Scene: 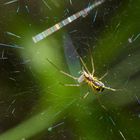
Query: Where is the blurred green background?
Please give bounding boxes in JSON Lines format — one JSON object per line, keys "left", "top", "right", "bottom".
{"left": 0, "top": 0, "right": 140, "bottom": 140}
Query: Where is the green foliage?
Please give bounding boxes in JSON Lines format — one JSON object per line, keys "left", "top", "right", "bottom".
{"left": 0, "top": 0, "right": 140, "bottom": 140}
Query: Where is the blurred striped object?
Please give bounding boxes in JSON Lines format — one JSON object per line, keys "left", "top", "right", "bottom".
{"left": 32, "top": 0, "right": 105, "bottom": 43}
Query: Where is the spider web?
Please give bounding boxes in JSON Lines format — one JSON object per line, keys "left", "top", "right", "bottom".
{"left": 0, "top": 0, "right": 140, "bottom": 140}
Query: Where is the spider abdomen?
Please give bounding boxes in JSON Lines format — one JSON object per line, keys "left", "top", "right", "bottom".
{"left": 84, "top": 74, "right": 105, "bottom": 92}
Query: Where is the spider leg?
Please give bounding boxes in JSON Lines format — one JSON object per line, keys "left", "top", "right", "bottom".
{"left": 60, "top": 71, "right": 78, "bottom": 80}
{"left": 99, "top": 71, "right": 108, "bottom": 80}
{"left": 91, "top": 55, "right": 95, "bottom": 75}
{"left": 88, "top": 47, "right": 95, "bottom": 75}
{"left": 79, "top": 56, "right": 90, "bottom": 74}
{"left": 104, "top": 86, "right": 116, "bottom": 91}
{"left": 83, "top": 91, "right": 90, "bottom": 99}
{"left": 64, "top": 84, "right": 80, "bottom": 87}
{"left": 46, "top": 58, "right": 78, "bottom": 80}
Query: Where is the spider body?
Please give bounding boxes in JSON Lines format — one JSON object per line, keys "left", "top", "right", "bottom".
{"left": 46, "top": 54, "right": 116, "bottom": 111}
{"left": 46, "top": 56, "right": 116, "bottom": 93}
{"left": 78, "top": 71, "right": 105, "bottom": 92}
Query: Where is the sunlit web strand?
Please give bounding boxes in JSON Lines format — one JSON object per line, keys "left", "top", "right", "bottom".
{"left": 32, "top": 0, "right": 105, "bottom": 43}
{"left": 0, "top": 43, "right": 24, "bottom": 49}
{"left": 4, "top": 0, "right": 18, "bottom": 5}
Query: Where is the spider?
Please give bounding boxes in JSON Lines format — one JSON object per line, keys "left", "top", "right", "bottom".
{"left": 46, "top": 55, "right": 116, "bottom": 93}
